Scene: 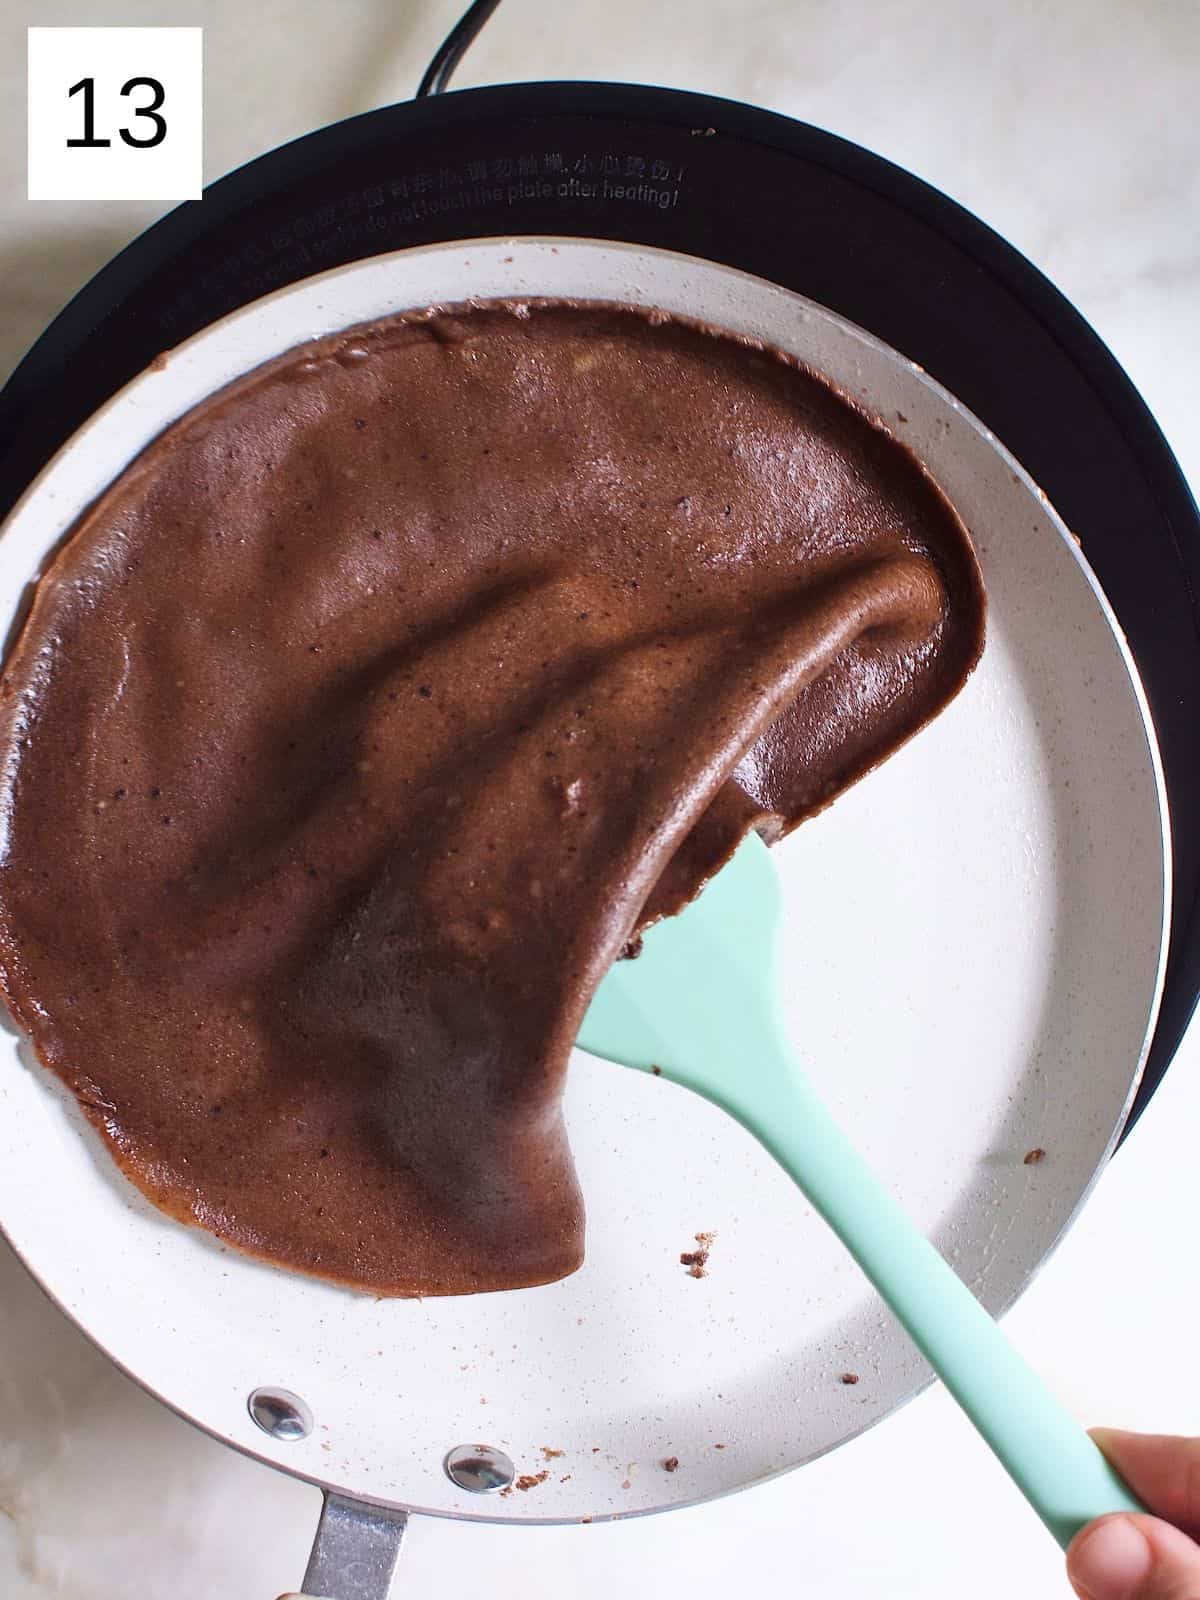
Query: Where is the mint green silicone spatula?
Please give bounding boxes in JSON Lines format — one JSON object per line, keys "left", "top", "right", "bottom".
{"left": 578, "top": 831, "right": 1142, "bottom": 1548}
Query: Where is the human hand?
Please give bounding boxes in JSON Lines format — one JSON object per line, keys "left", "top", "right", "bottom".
{"left": 1067, "top": 1430, "right": 1200, "bottom": 1598}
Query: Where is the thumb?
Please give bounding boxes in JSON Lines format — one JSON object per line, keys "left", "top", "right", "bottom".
{"left": 1068, "top": 1513, "right": 1200, "bottom": 1600}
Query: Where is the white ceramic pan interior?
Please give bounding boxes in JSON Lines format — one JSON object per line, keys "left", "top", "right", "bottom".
{"left": 0, "top": 240, "right": 1170, "bottom": 1528}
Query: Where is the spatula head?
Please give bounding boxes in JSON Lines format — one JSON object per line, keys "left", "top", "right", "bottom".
{"left": 576, "top": 831, "right": 784, "bottom": 1082}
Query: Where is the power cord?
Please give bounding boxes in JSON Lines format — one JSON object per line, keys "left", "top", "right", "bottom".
{"left": 415, "top": 0, "right": 506, "bottom": 97}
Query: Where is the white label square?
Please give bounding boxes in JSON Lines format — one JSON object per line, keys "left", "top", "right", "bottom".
{"left": 28, "top": 27, "right": 203, "bottom": 201}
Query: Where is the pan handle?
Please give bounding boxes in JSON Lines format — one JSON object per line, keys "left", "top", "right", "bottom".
{"left": 280, "top": 1490, "right": 409, "bottom": 1600}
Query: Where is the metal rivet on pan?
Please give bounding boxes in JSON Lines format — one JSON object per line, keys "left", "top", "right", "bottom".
{"left": 444, "top": 1443, "right": 515, "bottom": 1492}
{"left": 248, "top": 1386, "right": 313, "bottom": 1441}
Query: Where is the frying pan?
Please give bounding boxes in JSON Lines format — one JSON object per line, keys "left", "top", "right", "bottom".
{"left": 0, "top": 239, "right": 1169, "bottom": 1597}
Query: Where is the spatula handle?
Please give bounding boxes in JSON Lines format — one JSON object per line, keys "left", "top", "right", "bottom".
{"left": 739, "top": 1036, "right": 1143, "bottom": 1548}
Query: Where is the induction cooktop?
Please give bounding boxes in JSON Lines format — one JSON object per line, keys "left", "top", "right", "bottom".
{"left": 2, "top": 10, "right": 1196, "bottom": 1134}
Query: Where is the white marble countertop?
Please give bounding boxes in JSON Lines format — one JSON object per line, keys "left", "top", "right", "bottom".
{"left": 0, "top": 2, "right": 1196, "bottom": 1596}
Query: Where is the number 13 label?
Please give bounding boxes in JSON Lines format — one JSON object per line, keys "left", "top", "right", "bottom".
{"left": 68, "top": 75, "right": 168, "bottom": 150}
{"left": 28, "top": 28, "right": 202, "bottom": 201}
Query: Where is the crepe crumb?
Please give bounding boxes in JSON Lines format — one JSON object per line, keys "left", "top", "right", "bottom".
{"left": 1024, "top": 1147, "right": 1046, "bottom": 1165}
{"left": 839, "top": 1372, "right": 860, "bottom": 1386}
{"left": 663, "top": 1456, "right": 680, "bottom": 1472}
{"left": 541, "top": 1446, "right": 565, "bottom": 1460}
{"left": 681, "top": 1230, "right": 717, "bottom": 1278}
{"left": 621, "top": 1478, "right": 632, "bottom": 1490}
{"left": 516, "top": 1471, "right": 550, "bottom": 1491}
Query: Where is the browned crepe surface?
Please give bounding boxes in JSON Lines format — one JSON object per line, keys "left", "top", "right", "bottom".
{"left": 0, "top": 301, "right": 984, "bottom": 1295}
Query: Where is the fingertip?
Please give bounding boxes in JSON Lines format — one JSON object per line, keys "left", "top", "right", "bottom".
{"left": 1088, "top": 1426, "right": 1152, "bottom": 1469}
{"left": 1069, "top": 1511, "right": 1200, "bottom": 1600}
{"left": 1089, "top": 1426, "right": 1137, "bottom": 1455}
{"left": 1067, "top": 1514, "right": 1152, "bottom": 1600}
